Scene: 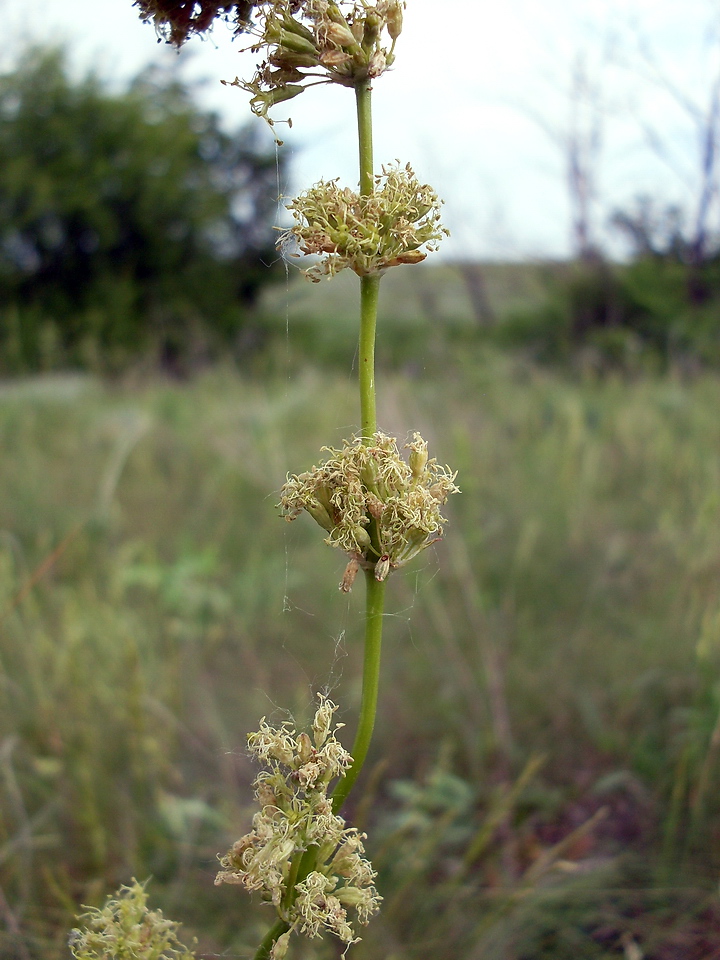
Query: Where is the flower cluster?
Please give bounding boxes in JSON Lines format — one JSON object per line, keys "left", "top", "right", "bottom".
{"left": 134, "top": 0, "right": 256, "bottom": 45}
{"left": 280, "top": 162, "right": 448, "bottom": 280}
{"left": 215, "top": 698, "right": 380, "bottom": 952}
{"left": 69, "top": 879, "right": 196, "bottom": 960}
{"left": 280, "top": 432, "right": 459, "bottom": 588}
{"left": 223, "top": 0, "right": 405, "bottom": 128}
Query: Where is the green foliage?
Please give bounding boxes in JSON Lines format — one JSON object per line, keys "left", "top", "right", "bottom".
{"left": 499, "top": 193, "right": 720, "bottom": 369}
{"left": 497, "top": 244, "right": 720, "bottom": 370}
{"left": 3, "top": 361, "right": 720, "bottom": 957}
{"left": 254, "top": 256, "right": 720, "bottom": 375}
{"left": 0, "top": 49, "right": 283, "bottom": 374}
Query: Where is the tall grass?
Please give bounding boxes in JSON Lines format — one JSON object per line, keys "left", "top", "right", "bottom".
{"left": 2, "top": 356, "right": 720, "bottom": 958}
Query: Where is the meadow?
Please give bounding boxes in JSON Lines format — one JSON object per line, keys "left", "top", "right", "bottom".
{"left": 2, "top": 308, "right": 720, "bottom": 958}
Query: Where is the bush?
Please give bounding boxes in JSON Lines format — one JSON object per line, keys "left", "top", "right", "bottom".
{"left": 499, "top": 257, "right": 720, "bottom": 370}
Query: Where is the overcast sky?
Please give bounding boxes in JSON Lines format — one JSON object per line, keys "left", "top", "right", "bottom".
{"left": 5, "top": 0, "right": 720, "bottom": 259}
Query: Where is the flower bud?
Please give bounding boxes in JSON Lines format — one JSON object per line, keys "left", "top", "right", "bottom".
{"left": 306, "top": 501, "right": 335, "bottom": 532}
{"left": 252, "top": 84, "right": 306, "bottom": 115}
{"left": 279, "top": 29, "right": 319, "bottom": 56}
{"left": 335, "top": 885, "right": 371, "bottom": 908}
{"left": 265, "top": 19, "right": 283, "bottom": 43}
{"left": 269, "top": 50, "right": 319, "bottom": 69}
{"left": 374, "top": 555, "right": 391, "bottom": 582}
{"left": 408, "top": 436, "right": 428, "bottom": 478}
{"left": 361, "top": 457, "right": 380, "bottom": 490}
{"left": 267, "top": 739, "right": 295, "bottom": 766}
{"left": 259, "top": 836, "right": 295, "bottom": 866}
{"left": 270, "top": 932, "right": 291, "bottom": 960}
{"left": 279, "top": 13, "right": 315, "bottom": 42}
{"left": 231, "top": 834, "right": 254, "bottom": 859}
{"left": 325, "top": 21, "right": 359, "bottom": 47}
{"left": 297, "top": 759, "right": 324, "bottom": 788}
{"left": 268, "top": 66, "right": 305, "bottom": 84}
{"left": 354, "top": 525, "right": 372, "bottom": 551}
{"left": 366, "top": 494, "right": 384, "bottom": 519}
{"left": 339, "top": 558, "right": 360, "bottom": 593}
{"left": 320, "top": 49, "right": 352, "bottom": 66}
{"left": 389, "top": 250, "right": 427, "bottom": 266}
{"left": 296, "top": 732, "right": 314, "bottom": 764}
{"left": 256, "top": 782, "right": 277, "bottom": 809}
{"left": 367, "top": 50, "right": 387, "bottom": 78}
{"left": 386, "top": 1, "right": 403, "bottom": 40}
{"left": 312, "top": 697, "right": 335, "bottom": 747}
{"left": 363, "top": 10, "right": 381, "bottom": 45}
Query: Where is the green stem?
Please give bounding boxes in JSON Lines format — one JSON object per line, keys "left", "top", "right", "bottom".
{"left": 282, "top": 853, "right": 302, "bottom": 912}
{"left": 356, "top": 79, "right": 374, "bottom": 196}
{"left": 251, "top": 917, "right": 289, "bottom": 960}
{"left": 332, "top": 571, "right": 385, "bottom": 813}
{"left": 359, "top": 274, "right": 380, "bottom": 439}
{"left": 251, "top": 74, "right": 385, "bottom": 960}
{"left": 356, "top": 79, "right": 379, "bottom": 441}
{"left": 330, "top": 81, "right": 387, "bottom": 814}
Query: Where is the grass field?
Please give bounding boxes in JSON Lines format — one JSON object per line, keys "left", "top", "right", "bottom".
{"left": 2, "top": 345, "right": 720, "bottom": 959}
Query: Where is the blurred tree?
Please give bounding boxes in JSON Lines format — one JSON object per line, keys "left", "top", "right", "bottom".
{"left": 619, "top": 35, "right": 720, "bottom": 305}
{"left": 522, "top": 51, "right": 606, "bottom": 263}
{"left": 0, "top": 48, "right": 283, "bottom": 373}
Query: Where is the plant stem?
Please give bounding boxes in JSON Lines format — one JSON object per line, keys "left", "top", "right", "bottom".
{"left": 252, "top": 75, "right": 385, "bottom": 960}
{"left": 331, "top": 83, "right": 387, "bottom": 814}
{"left": 359, "top": 275, "right": 380, "bottom": 439}
{"left": 356, "top": 79, "right": 374, "bottom": 196}
{"left": 332, "top": 570, "right": 385, "bottom": 813}
{"left": 282, "top": 854, "right": 302, "bottom": 911}
{"left": 356, "top": 79, "right": 379, "bottom": 440}
{"left": 332, "top": 78, "right": 386, "bottom": 813}
{"left": 285, "top": 576, "right": 385, "bottom": 902}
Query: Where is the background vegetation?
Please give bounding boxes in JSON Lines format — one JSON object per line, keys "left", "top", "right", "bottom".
{"left": 2, "top": 49, "right": 720, "bottom": 379}
{"left": 0, "top": 49, "right": 282, "bottom": 375}
{"left": 2, "top": 350, "right": 720, "bottom": 959}
{"left": 2, "top": 31, "right": 720, "bottom": 960}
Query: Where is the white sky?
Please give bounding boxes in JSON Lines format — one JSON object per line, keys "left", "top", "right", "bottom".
{"left": 5, "top": 0, "right": 720, "bottom": 259}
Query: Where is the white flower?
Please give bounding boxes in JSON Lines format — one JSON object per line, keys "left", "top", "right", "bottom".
{"left": 69, "top": 880, "right": 195, "bottom": 960}
{"left": 216, "top": 697, "right": 381, "bottom": 949}
{"left": 280, "top": 432, "right": 459, "bottom": 587}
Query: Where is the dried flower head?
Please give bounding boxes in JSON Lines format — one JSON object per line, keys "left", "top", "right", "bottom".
{"left": 134, "top": 0, "right": 257, "bottom": 45}
{"left": 69, "top": 879, "right": 196, "bottom": 960}
{"left": 215, "top": 697, "right": 380, "bottom": 948}
{"left": 280, "top": 162, "right": 448, "bottom": 279}
{"left": 222, "top": 1, "right": 406, "bottom": 129}
{"left": 280, "top": 432, "right": 459, "bottom": 586}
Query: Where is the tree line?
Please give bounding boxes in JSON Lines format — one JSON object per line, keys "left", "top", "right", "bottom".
{"left": 0, "top": 49, "right": 285, "bottom": 374}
